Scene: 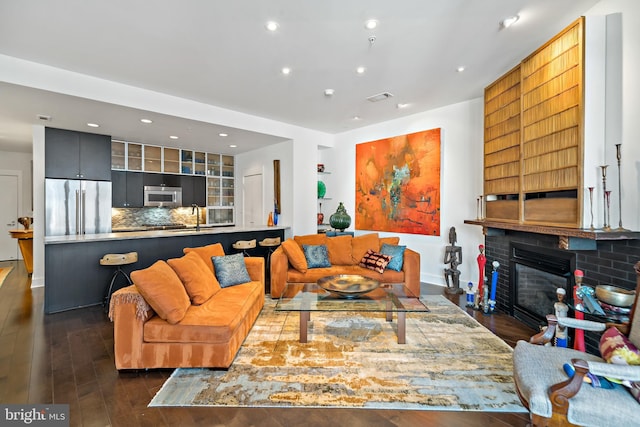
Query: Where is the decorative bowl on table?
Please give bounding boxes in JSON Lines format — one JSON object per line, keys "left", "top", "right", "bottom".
{"left": 317, "top": 275, "right": 380, "bottom": 299}
{"left": 595, "top": 284, "right": 636, "bottom": 308}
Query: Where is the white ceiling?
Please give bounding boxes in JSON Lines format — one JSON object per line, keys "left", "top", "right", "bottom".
{"left": 0, "top": 0, "right": 600, "bottom": 154}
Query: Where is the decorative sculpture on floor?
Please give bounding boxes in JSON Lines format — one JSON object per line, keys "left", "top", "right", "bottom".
{"left": 554, "top": 288, "right": 569, "bottom": 347}
{"left": 443, "top": 227, "right": 463, "bottom": 294}
{"left": 476, "top": 244, "right": 487, "bottom": 309}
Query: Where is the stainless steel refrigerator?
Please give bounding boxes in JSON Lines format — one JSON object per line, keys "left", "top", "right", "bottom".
{"left": 45, "top": 179, "right": 112, "bottom": 236}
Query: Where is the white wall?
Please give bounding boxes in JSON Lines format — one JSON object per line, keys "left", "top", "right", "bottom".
{"left": 0, "top": 150, "right": 32, "bottom": 217}
{"left": 235, "top": 139, "right": 294, "bottom": 238}
{"left": 329, "top": 98, "right": 485, "bottom": 286}
{"left": 585, "top": 0, "right": 640, "bottom": 231}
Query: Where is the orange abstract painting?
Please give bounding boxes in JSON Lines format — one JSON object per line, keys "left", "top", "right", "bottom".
{"left": 355, "top": 128, "right": 441, "bottom": 235}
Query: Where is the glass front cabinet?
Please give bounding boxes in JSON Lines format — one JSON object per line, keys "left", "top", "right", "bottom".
{"left": 111, "top": 141, "right": 235, "bottom": 225}
{"left": 206, "top": 154, "right": 235, "bottom": 225}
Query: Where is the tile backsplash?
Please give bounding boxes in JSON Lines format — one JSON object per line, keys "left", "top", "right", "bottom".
{"left": 112, "top": 207, "right": 205, "bottom": 228}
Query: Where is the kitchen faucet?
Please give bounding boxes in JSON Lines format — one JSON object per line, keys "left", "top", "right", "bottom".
{"left": 191, "top": 204, "right": 201, "bottom": 231}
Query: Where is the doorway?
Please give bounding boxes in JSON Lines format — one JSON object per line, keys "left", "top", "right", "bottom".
{"left": 0, "top": 173, "right": 19, "bottom": 260}
{"left": 243, "top": 173, "right": 263, "bottom": 227}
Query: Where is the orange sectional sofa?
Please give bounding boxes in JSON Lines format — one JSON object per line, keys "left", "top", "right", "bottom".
{"left": 270, "top": 232, "right": 420, "bottom": 298}
{"left": 109, "top": 243, "right": 264, "bottom": 370}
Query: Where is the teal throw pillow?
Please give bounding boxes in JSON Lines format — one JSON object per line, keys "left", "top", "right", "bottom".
{"left": 211, "top": 253, "right": 251, "bottom": 287}
{"left": 381, "top": 243, "right": 406, "bottom": 271}
{"left": 302, "top": 244, "right": 331, "bottom": 268}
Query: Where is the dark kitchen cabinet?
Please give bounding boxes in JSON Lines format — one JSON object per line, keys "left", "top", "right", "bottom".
{"left": 181, "top": 175, "right": 206, "bottom": 207}
{"left": 45, "top": 127, "right": 111, "bottom": 181}
{"left": 142, "top": 172, "right": 181, "bottom": 188}
{"left": 112, "top": 171, "right": 143, "bottom": 208}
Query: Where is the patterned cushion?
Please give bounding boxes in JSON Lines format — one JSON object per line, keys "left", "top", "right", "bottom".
{"left": 302, "top": 244, "right": 332, "bottom": 268}
{"left": 359, "top": 249, "right": 392, "bottom": 274}
{"left": 281, "top": 238, "right": 308, "bottom": 273}
{"left": 600, "top": 326, "right": 640, "bottom": 403}
{"left": 211, "top": 253, "right": 252, "bottom": 288}
{"left": 600, "top": 327, "right": 640, "bottom": 365}
{"left": 380, "top": 243, "right": 406, "bottom": 271}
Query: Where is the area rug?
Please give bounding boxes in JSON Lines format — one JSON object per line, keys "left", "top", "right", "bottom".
{"left": 149, "top": 295, "right": 525, "bottom": 412}
{"left": 0, "top": 266, "right": 13, "bottom": 289}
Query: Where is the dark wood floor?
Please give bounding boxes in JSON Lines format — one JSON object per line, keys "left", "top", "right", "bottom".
{"left": 0, "top": 260, "right": 536, "bottom": 426}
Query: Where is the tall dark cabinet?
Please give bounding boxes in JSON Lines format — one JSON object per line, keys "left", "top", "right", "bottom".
{"left": 45, "top": 127, "right": 112, "bottom": 181}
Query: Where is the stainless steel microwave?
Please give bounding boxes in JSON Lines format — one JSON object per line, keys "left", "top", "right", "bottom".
{"left": 143, "top": 186, "right": 182, "bottom": 207}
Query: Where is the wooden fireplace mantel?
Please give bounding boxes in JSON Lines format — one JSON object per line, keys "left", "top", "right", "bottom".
{"left": 464, "top": 219, "right": 640, "bottom": 250}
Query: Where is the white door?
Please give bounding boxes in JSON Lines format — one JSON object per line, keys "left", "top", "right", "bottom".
{"left": 243, "top": 173, "right": 263, "bottom": 227}
{"left": 0, "top": 174, "right": 19, "bottom": 260}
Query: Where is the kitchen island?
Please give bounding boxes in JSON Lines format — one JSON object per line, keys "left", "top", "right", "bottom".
{"left": 44, "top": 226, "right": 287, "bottom": 313}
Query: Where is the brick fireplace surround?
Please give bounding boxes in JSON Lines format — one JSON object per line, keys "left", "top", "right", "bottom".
{"left": 482, "top": 228, "right": 640, "bottom": 354}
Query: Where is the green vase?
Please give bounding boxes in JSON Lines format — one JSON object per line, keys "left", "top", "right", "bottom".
{"left": 330, "top": 202, "right": 351, "bottom": 231}
{"left": 317, "top": 180, "right": 326, "bottom": 199}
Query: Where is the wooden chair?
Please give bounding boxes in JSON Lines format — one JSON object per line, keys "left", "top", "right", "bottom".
{"left": 513, "top": 261, "right": 640, "bottom": 427}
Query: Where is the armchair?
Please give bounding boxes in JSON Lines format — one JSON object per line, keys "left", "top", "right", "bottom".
{"left": 513, "top": 261, "right": 640, "bottom": 427}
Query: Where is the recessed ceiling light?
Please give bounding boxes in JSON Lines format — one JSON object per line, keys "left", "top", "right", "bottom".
{"left": 501, "top": 15, "right": 519, "bottom": 29}
{"left": 281, "top": 67, "right": 291, "bottom": 75}
{"left": 457, "top": 66, "right": 465, "bottom": 72}
{"left": 396, "top": 103, "right": 410, "bottom": 109}
{"left": 87, "top": 123, "right": 100, "bottom": 128}
{"left": 324, "top": 89, "right": 335, "bottom": 97}
{"left": 366, "top": 92, "right": 394, "bottom": 102}
{"left": 140, "top": 118, "right": 153, "bottom": 124}
{"left": 219, "top": 133, "right": 228, "bottom": 137}
{"left": 229, "top": 144, "right": 237, "bottom": 148}
{"left": 352, "top": 116, "right": 361, "bottom": 121}
{"left": 356, "top": 66, "right": 366, "bottom": 74}
{"left": 169, "top": 135, "right": 179, "bottom": 140}
{"left": 365, "top": 19, "right": 378, "bottom": 30}
{"left": 265, "top": 21, "right": 279, "bottom": 31}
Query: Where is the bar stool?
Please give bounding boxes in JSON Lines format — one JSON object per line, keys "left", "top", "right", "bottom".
{"left": 232, "top": 239, "right": 256, "bottom": 257}
{"left": 259, "top": 237, "right": 281, "bottom": 292}
{"left": 101, "top": 252, "right": 138, "bottom": 309}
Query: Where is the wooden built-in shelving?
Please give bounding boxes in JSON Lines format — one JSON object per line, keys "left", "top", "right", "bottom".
{"left": 483, "top": 17, "right": 585, "bottom": 228}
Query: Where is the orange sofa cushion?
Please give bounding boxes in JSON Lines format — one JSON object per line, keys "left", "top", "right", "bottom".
{"left": 351, "top": 233, "right": 380, "bottom": 263}
{"left": 131, "top": 260, "right": 191, "bottom": 324}
{"left": 380, "top": 236, "right": 400, "bottom": 246}
{"left": 281, "top": 238, "right": 308, "bottom": 273}
{"left": 183, "top": 243, "right": 225, "bottom": 273}
{"left": 326, "top": 235, "right": 354, "bottom": 265}
{"left": 143, "top": 281, "right": 262, "bottom": 344}
{"left": 294, "top": 234, "right": 327, "bottom": 247}
{"left": 167, "top": 251, "right": 221, "bottom": 305}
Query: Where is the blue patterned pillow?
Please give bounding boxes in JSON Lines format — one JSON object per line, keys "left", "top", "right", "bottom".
{"left": 302, "top": 244, "right": 331, "bottom": 268}
{"left": 381, "top": 243, "right": 406, "bottom": 271}
{"left": 211, "top": 253, "right": 251, "bottom": 287}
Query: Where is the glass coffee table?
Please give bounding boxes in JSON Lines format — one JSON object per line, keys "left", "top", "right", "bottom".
{"left": 275, "top": 282, "right": 429, "bottom": 344}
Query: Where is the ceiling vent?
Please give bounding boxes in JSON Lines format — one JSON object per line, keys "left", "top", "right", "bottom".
{"left": 367, "top": 92, "right": 394, "bottom": 102}
{"left": 37, "top": 114, "right": 52, "bottom": 121}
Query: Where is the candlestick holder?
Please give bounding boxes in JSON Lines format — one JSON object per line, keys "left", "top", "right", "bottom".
{"left": 600, "top": 165, "right": 609, "bottom": 230}
{"left": 587, "top": 187, "right": 595, "bottom": 230}
{"left": 476, "top": 197, "right": 481, "bottom": 221}
{"left": 479, "top": 195, "right": 484, "bottom": 220}
{"left": 604, "top": 191, "right": 612, "bottom": 232}
{"left": 614, "top": 144, "right": 629, "bottom": 231}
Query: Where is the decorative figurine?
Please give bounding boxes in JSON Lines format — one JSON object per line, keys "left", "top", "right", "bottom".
{"left": 477, "top": 244, "right": 487, "bottom": 307}
{"left": 443, "top": 227, "right": 463, "bottom": 294}
{"left": 554, "top": 288, "right": 569, "bottom": 347}
{"left": 488, "top": 261, "right": 499, "bottom": 314}
{"left": 573, "top": 270, "right": 585, "bottom": 352}
{"left": 466, "top": 282, "right": 475, "bottom": 307}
